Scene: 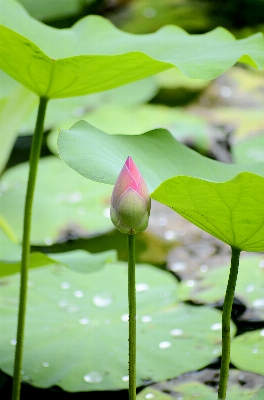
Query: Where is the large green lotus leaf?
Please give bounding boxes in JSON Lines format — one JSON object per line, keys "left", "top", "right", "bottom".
{"left": 0, "top": 249, "right": 116, "bottom": 277}
{"left": 152, "top": 172, "right": 264, "bottom": 252}
{"left": 1, "top": 0, "right": 264, "bottom": 98}
{"left": 179, "top": 256, "right": 264, "bottom": 319}
{"left": 231, "top": 330, "right": 264, "bottom": 376}
{"left": 138, "top": 373, "right": 263, "bottom": 400}
{"left": 58, "top": 121, "right": 264, "bottom": 192}
{"left": 0, "top": 262, "right": 235, "bottom": 391}
{"left": 48, "top": 104, "right": 208, "bottom": 155}
{"left": 0, "top": 156, "right": 113, "bottom": 245}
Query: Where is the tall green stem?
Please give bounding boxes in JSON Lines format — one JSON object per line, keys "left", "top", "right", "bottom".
{"left": 127, "top": 234, "right": 136, "bottom": 400}
{"left": 11, "top": 96, "right": 49, "bottom": 400}
{"left": 218, "top": 246, "right": 241, "bottom": 400}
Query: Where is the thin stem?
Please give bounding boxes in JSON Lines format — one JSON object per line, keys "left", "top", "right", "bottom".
{"left": 127, "top": 234, "right": 136, "bottom": 400}
{"left": 11, "top": 97, "right": 49, "bottom": 400}
{"left": 218, "top": 246, "right": 241, "bottom": 400}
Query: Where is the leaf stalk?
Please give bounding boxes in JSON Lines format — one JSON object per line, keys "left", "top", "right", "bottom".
{"left": 218, "top": 246, "right": 241, "bottom": 400}
{"left": 127, "top": 234, "right": 136, "bottom": 400}
{"left": 11, "top": 96, "right": 48, "bottom": 400}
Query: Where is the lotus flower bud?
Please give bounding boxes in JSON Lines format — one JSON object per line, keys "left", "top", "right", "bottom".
{"left": 110, "top": 156, "right": 151, "bottom": 235}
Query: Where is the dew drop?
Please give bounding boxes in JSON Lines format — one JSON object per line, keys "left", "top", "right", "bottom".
{"left": 164, "top": 230, "right": 176, "bottom": 240}
{"left": 200, "top": 264, "right": 208, "bottom": 273}
{"left": 145, "top": 394, "right": 155, "bottom": 399}
{"left": 27, "top": 280, "right": 34, "bottom": 288}
{"left": 61, "top": 282, "right": 70, "bottom": 289}
{"left": 212, "top": 348, "right": 219, "bottom": 354}
{"left": 253, "top": 299, "right": 264, "bottom": 308}
{"left": 252, "top": 348, "right": 259, "bottom": 354}
{"left": 260, "top": 329, "right": 264, "bottom": 337}
{"left": 44, "top": 237, "right": 53, "bottom": 245}
{"left": 103, "top": 207, "right": 110, "bottom": 218}
{"left": 258, "top": 260, "right": 264, "bottom": 268}
{"left": 141, "top": 315, "right": 152, "bottom": 323}
{"left": 10, "top": 339, "right": 16, "bottom": 345}
{"left": 246, "top": 284, "right": 255, "bottom": 293}
{"left": 210, "top": 322, "right": 222, "bottom": 331}
{"left": 74, "top": 290, "right": 84, "bottom": 298}
{"left": 79, "top": 317, "right": 90, "bottom": 325}
{"left": 170, "top": 328, "right": 183, "bottom": 337}
{"left": 42, "top": 362, "right": 49, "bottom": 367}
{"left": 170, "top": 261, "right": 186, "bottom": 272}
{"left": 136, "top": 283, "right": 149, "bottom": 292}
{"left": 186, "top": 280, "right": 196, "bottom": 287}
{"left": 158, "top": 341, "right": 171, "bottom": 349}
{"left": 93, "top": 293, "right": 113, "bottom": 307}
{"left": 83, "top": 371, "right": 103, "bottom": 383}
{"left": 121, "top": 314, "right": 129, "bottom": 322}
{"left": 122, "top": 375, "right": 129, "bottom": 382}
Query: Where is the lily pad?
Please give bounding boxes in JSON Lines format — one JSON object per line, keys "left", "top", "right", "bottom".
{"left": 138, "top": 373, "right": 263, "bottom": 400}
{"left": 0, "top": 156, "right": 113, "bottom": 245}
{"left": 58, "top": 122, "right": 264, "bottom": 192}
{"left": 0, "top": 249, "right": 116, "bottom": 278}
{"left": 152, "top": 173, "right": 264, "bottom": 252}
{"left": 0, "top": 262, "right": 234, "bottom": 391}
{"left": 1, "top": 0, "right": 264, "bottom": 98}
{"left": 178, "top": 256, "right": 264, "bottom": 319}
{"left": 231, "top": 329, "right": 264, "bottom": 376}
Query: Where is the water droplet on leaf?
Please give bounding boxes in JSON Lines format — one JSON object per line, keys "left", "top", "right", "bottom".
{"left": 93, "top": 293, "right": 113, "bottom": 307}
{"left": 136, "top": 283, "right": 149, "bottom": 292}
{"left": 74, "top": 290, "right": 84, "bottom": 298}
{"left": 170, "top": 328, "right": 183, "bottom": 337}
{"left": 159, "top": 341, "right": 171, "bottom": 349}
{"left": 83, "top": 371, "right": 103, "bottom": 383}
{"left": 79, "top": 317, "right": 89, "bottom": 325}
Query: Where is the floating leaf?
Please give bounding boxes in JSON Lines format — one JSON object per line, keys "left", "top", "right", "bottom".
{"left": 0, "top": 249, "right": 116, "bottom": 278}
{"left": 0, "top": 156, "right": 113, "bottom": 245}
{"left": 138, "top": 371, "right": 263, "bottom": 400}
{"left": 0, "top": 262, "right": 234, "bottom": 391}
{"left": 231, "top": 330, "right": 264, "bottom": 376}
{"left": 1, "top": 0, "right": 264, "bottom": 98}
{"left": 178, "top": 256, "right": 264, "bottom": 319}
{"left": 152, "top": 172, "right": 264, "bottom": 252}
{"left": 58, "top": 122, "right": 264, "bottom": 191}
